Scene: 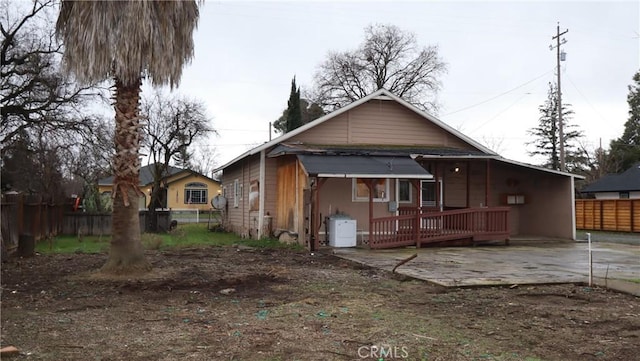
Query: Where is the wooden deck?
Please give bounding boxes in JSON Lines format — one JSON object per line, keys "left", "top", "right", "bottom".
{"left": 368, "top": 207, "right": 511, "bottom": 249}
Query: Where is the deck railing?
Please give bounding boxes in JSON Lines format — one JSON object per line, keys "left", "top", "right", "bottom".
{"left": 369, "top": 207, "right": 510, "bottom": 249}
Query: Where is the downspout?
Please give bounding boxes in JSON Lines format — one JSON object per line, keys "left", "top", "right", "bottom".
{"left": 258, "top": 150, "right": 266, "bottom": 238}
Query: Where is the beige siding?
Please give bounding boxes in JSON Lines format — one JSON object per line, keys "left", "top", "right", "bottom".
{"left": 221, "top": 162, "right": 244, "bottom": 236}
{"left": 290, "top": 100, "right": 475, "bottom": 150}
{"left": 289, "top": 112, "right": 349, "bottom": 144}
{"left": 490, "top": 162, "right": 574, "bottom": 239}
{"left": 221, "top": 154, "right": 261, "bottom": 237}
{"left": 468, "top": 161, "right": 487, "bottom": 208}
{"left": 443, "top": 162, "right": 467, "bottom": 208}
{"left": 319, "top": 178, "right": 397, "bottom": 234}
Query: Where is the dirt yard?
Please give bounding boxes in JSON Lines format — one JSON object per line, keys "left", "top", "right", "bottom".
{"left": 1, "top": 246, "right": 639, "bottom": 361}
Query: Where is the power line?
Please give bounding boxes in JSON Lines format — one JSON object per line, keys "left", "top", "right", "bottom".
{"left": 565, "top": 74, "right": 609, "bottom": 124}
{"left": 469, "top": 92, "right": 531, "bottom": 134}
{"left": 442, "top": 69, "right": 554, "bottom": 117}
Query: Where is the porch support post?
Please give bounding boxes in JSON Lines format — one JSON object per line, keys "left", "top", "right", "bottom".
{"left": 411, "top": 179, "right": 421, "bottom": 247}
{"left": 311, "top": 177, "right": 327, "bottom": 251}
{"left": 466, "top": 161, "right": 471, "bottom": 208}
{"left": 434, "top": 163, "right": 440, "bottom": 211}
{"left": 364, "top": 180, "right": 374, "bottom": 249}
{"left": 410, "top": 179, "right": 420, "bottom": 209}
{"left": 485, "top": 159, "right": 491, "bottom": 207}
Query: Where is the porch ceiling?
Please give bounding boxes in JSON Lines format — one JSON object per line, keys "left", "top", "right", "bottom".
{"left": 297, "top": 154, "right": 433, "bottom": 179}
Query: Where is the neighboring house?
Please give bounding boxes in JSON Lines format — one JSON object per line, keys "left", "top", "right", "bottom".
{"left": 216, "top": 89, "right": 584, "bottom": 249}
{"left": 98, "top": 164, "right": 221, "bottom": 211}
{"left": 580, "top": 162, "right": 640, "bottom": 199}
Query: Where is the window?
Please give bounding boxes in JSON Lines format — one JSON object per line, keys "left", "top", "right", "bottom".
{"left": 233, "top": 179, "right": 240, "bottom": 207}
{"left": 620, "top": 192, "right": 630, "bottom": 199}
{"left": 421, "top": 180, "right": 436, "bottom": 207}
{"left": 184, "top": 182, "right": 208, "bottom": 204}
{"left": 398, "top": 179, "right": 412, "bottom": 203}
{"left": 353, "top": 178, "right": 389, "bottom": 202}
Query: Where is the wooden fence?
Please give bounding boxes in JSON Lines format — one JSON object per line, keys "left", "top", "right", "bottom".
{"left": 63, "top": 211, "right": 170, "bottom": 236}
{"left": 1, "top": 193, "right": 172, "bottom": 257}
{"left": 1, "top": 193, "right": 66, "bottom": 256}
{"left": 576, "top": 199, "right": 640, "bottom": 233}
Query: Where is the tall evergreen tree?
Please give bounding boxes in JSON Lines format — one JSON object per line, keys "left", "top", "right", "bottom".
{"left": 527, "top": 82, "right": 584, "bottom": 172}
{"left": 285, "top": 77, "right": 303, "bottom": 132}
{"left": 608, "top": 70, "right": 640, "bottom": 172}
{"left": 273, "top": 98, "right": 324, "bottom": 134}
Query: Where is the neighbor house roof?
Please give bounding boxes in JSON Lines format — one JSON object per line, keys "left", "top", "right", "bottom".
{"left": 99, "top": 164, "right": 218, "bottom": 186}
{"left": 580, "top": 162, "right": 640, "bottom": 193}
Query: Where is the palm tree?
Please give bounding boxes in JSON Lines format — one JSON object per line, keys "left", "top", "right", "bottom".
{"left": 56, "top": 1, "right": 200, "bottom": 274}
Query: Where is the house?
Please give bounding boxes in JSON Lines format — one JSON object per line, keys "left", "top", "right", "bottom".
{"left": 580, "top": 162, "right": 640, "bottom": 199}
{"left": 98, "top": 164, "right": 221, "bottom": 211}
{"left": 216, "top": 89, "right": 583, "bottom": 249}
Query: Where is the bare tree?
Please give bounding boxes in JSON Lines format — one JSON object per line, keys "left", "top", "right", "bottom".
{"left": 65, "top": 116, "right": 115, "bottom": 212}
{"left": 1, "top": 0, "right": 99, "bottom": 148}
{"left": 190, "top": 141, "right": 219, "bottom": 179}
{"left": 312, "top": 24, "right": 447, "bottom": 112}
{"left": 141, "top": 90, "right": 213, "bottom": 232}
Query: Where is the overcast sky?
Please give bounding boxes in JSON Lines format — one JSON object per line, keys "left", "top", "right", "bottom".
{"left": 169, "top": 1, "right": 639, "bottom": 167}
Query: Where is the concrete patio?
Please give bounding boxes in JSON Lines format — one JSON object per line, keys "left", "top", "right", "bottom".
{"left": 333, "top": 240, "right": 640, "bottom": 296}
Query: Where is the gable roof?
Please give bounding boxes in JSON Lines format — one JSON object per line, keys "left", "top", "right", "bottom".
{"left": 580, "top": 162, "right": 640, "bottom": 193}
{"left": 215, "top": 88, "right": 583, "bottom": 179}
{"left": 99, "top": 164, "right": 219, "bottom": 186}
{"left": 216, "top": 88, "right": 497, "bottom": 171}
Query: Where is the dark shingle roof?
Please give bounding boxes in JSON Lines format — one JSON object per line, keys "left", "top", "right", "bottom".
{"left": 297, "top": 154, "right": 433, "bottom": 179}
{"left": 581, "top": 162, "right": 640, "bottom": 193}
{"left": 268, "top": 143, "right": 489, "bottom": 158}
{"left": 98, "top": 164, "right": 186, "bottom": 186}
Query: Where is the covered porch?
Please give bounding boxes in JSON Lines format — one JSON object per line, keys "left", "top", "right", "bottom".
{"left": 299, "top": 154, "right": 511, "bottom": 250}
{"left": 270, "top": 145, "right": 577, "bottom": 251}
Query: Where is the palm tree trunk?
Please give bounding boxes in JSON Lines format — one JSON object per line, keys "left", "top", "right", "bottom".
{"left": 101, "top": 77, "right": 151, "bottom": 274}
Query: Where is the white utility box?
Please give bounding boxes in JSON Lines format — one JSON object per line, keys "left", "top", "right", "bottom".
{"left": 329, "top": 217, "right": 357, "bottom": 247}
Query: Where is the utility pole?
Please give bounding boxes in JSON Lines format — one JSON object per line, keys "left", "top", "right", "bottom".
{"left": 551, "top": 23, "right": 568, "bottom": 171}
